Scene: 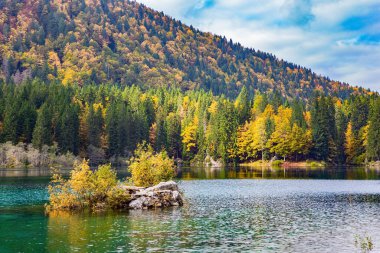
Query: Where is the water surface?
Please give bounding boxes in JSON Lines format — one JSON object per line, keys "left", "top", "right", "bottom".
{"left": 1, "top": 167, "right": 380, "bottom": 252}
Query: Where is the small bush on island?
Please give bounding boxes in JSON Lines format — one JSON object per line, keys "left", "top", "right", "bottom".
{"left": 46, "top": 160, "right": 130, "bottom": 213}
{"left": 128, "top": 142, "right": 176, "bottom": 187}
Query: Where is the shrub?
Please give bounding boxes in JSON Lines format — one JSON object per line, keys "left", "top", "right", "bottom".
{"left": 128, "top": 142, "right": 176, "bottom": 187}
{"left": 0, "top": 142, "right": 79, "bottom": 168}
{"left": 46, "top": 160, "right": 129, "bottom": 212}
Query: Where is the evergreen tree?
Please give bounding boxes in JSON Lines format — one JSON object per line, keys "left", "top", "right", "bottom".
{"left": 367, "top": 98, "right": 380, "bottom": 161}
{"left": 291, "top": 98, "right": 307, "bottom": 129}
{"left": 19, "top": 101, "right": 37, "bottom": 143}
{"left": 335, "top": 103, "right": 348, "bottom": 164}
{"left": 32, "top": 103, "right": 52, "bottom": 149}
{"left": 165, "top": 112, "right": 181, "bottom": 158}
{"left": 105, "top": 101, "right": 119, "bottom": 157}
{"left": 87, "top": 104, "right": 103, "bottom": 148}
{"left": 2, "top": 99, "right": 20, "bottom": 143}
{"left": 234, "top": 86, "right": 250, "bottom": 123}
{"left": 310, "top": 96, "right": 330, "bottom": 161}
{"left": 56, "top": 105, "right": 79, "bottom": 154}
{"left": 117, "top": 102, "right": 129, "bottom": 155}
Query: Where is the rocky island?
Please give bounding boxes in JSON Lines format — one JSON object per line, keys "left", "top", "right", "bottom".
{"left": 46, "top": 144, "right": 183, "bottom": 213}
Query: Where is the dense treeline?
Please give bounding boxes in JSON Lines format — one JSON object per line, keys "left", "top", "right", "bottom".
{"left": 1, "top": 79, "right": 379, "bottom": 165}
{"left": 0, "top": 0, "right": 372, "bottom": 100}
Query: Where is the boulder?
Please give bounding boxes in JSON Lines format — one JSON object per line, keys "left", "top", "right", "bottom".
{"left": 144, "top": 181, "right": 179, "bottom": 192}
{"left": 126, "top": 181, "right": 183, "bottom": 210}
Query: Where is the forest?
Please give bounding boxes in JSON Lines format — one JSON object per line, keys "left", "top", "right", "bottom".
{"left": 0, "top": 0, "right": 379, "bottom": 166}
{"left": 0, "top": 0, "right": 373, "bottom": 100}
{"left": 0, "top": 78, "right": 379, "bottom": 166}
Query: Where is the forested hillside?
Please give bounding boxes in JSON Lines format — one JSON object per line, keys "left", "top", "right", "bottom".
{"left": 0, "top": 0, "right": 372, "bottom": 99}
{"left": 0, "top": 80, "right": 379, "bottom": 166}
{"left": 0, "top": 0, "right": 378, "bottom": 166}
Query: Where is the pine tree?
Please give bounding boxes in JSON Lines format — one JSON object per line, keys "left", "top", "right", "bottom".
{"left": 19, "top": 101, "right": 37, "bottom": 143}
{"left": 117, "top": 102, "right": 129, "bottom": 155}
{"left": 335, "top": 102, "right": 347, "bottom": 164}
{"left": 56, "top": 105, "right": 80, "bottom": 154}
{"left": 165, "top": 112, "right": 181, "bottom": 158}
{"left": 32, "top": 103, "right": 52, "bottom": 149}
{"left": 311, "top": 96, "right": 331, "bottom": 161}
{"left": 106, "top": 101, "right": 119, "bottom": 156}
{"left": 291, "top": 98, "right": 307, "bottom": 129}
{"left": 367, "top": 98, "right": 380, "bottom": 161}
{"left": 87, "top": 104, "right": 103, "bottom": 148}
{"left": 234, "top": 86, "right": 250, "bottom": 123}
{"left": 2, "top": 99, "right": 20, "bottom": 143}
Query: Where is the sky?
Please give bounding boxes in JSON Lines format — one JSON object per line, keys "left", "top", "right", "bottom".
{"left": 136, "top": 0, "right": 380, "bottom": 91}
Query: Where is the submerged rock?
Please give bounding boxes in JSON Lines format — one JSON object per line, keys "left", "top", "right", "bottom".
{"left": 125, "top": 181, "right": 183, "bottom": 210}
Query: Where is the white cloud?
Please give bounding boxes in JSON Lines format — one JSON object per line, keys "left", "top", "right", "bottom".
{"left": 136, "top": 0, "right": 380, "bottom": 91}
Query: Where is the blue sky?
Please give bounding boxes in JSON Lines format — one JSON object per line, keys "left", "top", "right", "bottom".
{"left": 136, "top": 0, "right": 380, "bottom": 91}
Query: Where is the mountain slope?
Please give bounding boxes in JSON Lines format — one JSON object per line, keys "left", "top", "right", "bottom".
{"left": 0, "top": 0, "right": 370, "bottom": 99}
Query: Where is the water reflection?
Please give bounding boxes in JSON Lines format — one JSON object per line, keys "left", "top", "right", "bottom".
{"left": 46, "top": 208, "right": 187, "bottom": 252}
{"left": 0, "top": 168, "right": 52, "bottom": 178}
{"left": 2, "top": 166, "right": 380, "bottom": 180}
{"left": 178, "top": 166, "right": 380, "bottom": 180}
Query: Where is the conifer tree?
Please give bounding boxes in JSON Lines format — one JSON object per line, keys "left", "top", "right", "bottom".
{"left": 2, "top": 99, "right": 20, "bottom": 143}
{"left": 367, "top": 98, "right": 380, "bottom": 161}
{"left": 32, "top": 103, "right": 52, "bottom": 149}
{"left": 311, "top": 96, "right": 331, "bottom": 161}
{"left": 87, "top": 104, "right": 103, "bottom": 148}
{"left": 56, "top": 105, "right": 80, "bottom": 154}
{"left": 234, "top": 86, "right": 250, "bottom": 123}
{"left": 105, "top": 101, "right": 119, "bottom": 156}
{"left": 166, "top": 112, "right": 181, "bottom": 158}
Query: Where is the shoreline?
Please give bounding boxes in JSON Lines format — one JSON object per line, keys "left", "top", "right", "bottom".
{"left": 239, "top": 160, "right": 327, "bottom": 168}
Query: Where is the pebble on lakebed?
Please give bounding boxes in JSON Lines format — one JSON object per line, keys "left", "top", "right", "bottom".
{"left": 119, "top": 181, "right": 184, "bottom": 210}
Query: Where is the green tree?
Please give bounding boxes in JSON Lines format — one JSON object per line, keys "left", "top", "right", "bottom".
{"left": 105, "top": 101, "right": 119, "bottom": 156}
{"left": 32, "top": 103, "right": 52, "bottom": 149}
{"left": 56, "top": 105, "right": 80, "bottom": 154}
{"left": 165, "top": 112, "right": 181, "bottom": 158}
{"left": 234, "top": 86, "right": 250, "bottom": 123}
{"left": 87, "top": 104, "right": 103, "bottom": 148}
{"left": 367, "top": 98, "right": 380, "bottom": 161}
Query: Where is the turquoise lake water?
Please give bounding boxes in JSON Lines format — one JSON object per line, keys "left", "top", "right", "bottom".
{"left": 1, "top": 166, "right": 380, "bottom": 252}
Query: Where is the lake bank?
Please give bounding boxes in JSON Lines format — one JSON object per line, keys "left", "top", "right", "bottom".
{"left": 240, "top": 160, "right": 326, "bottom": 168}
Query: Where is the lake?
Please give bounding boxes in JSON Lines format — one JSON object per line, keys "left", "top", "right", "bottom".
{"left": 1, "top": 166, "right": 380, "bottom": 252}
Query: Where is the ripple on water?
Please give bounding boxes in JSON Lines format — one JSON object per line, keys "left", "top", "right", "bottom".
{"left": 1, "top": 178, "right": 380, "bottom": 252}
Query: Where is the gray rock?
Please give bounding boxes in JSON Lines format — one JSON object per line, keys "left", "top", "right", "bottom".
{"left": 127, "top": 181, "right": 183, "bottom": 210}
{"left": 129, "top": 197, "right": 147, "bottom": 209}
{"left": 145, "top": 181, "right": 179, "bottom": 192}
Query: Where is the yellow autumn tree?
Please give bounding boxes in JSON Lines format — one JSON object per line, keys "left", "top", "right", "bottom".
{"left": 236, "top": 122, "right": 256, "bottom": 160}
{"left": 289, "top": 124, "right": 312, "bottom": 160}
{"left": 236, "top": 105, "right": 274, "bottom": 161}
{"left": 345, "top": 122, "right": 357, "bottom": 164}
{"left": 181, "top": 119, "right": 197, "bottom": 153}
{"left": 267, "top": 106, "right": 293, "bottom": 161}
{"left": 128, "top": 142, "right": 175, "bottom": 187}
